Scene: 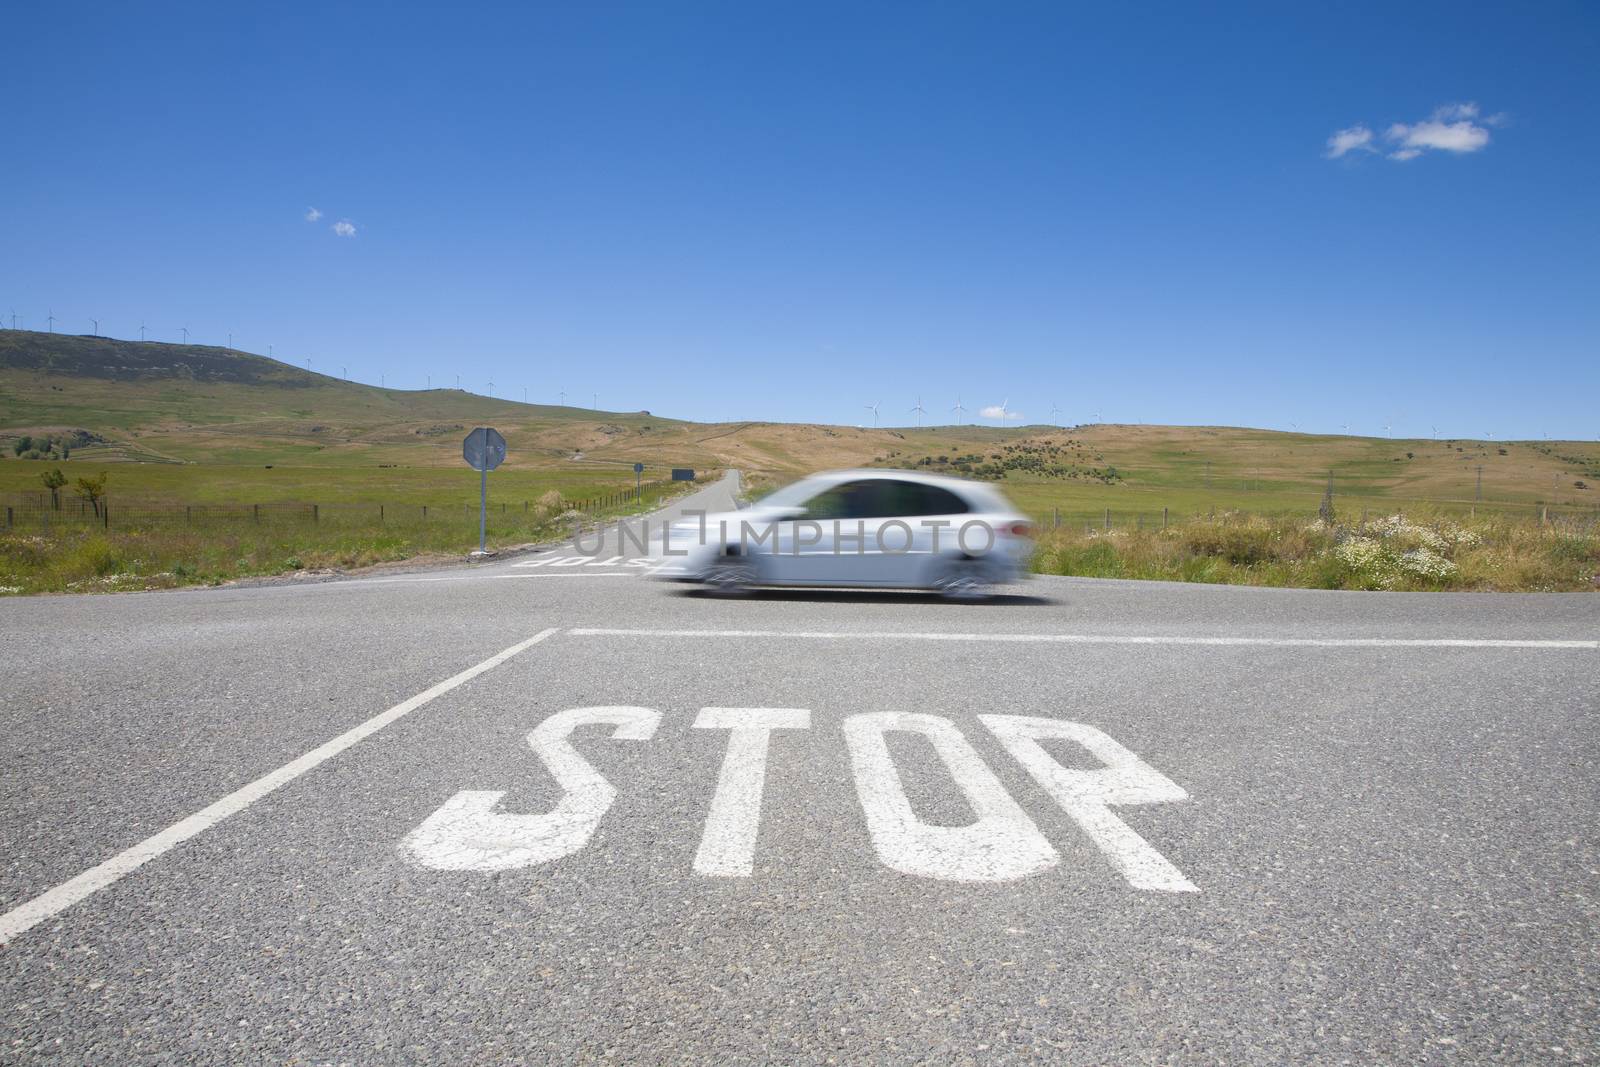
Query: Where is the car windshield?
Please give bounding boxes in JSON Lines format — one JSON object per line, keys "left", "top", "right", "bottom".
{"left": 759, "top": 476, "right": 836, "bottom": 509}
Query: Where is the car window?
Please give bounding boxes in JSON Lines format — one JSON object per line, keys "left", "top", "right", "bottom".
{"left": 907, "top": 484, "right": 969, "bottom": 516}
{"left": 803, "top": 479, "right": 969, "bottom": 519}
{"left": 801, "top": 480, "right": 881, "bottom": 520}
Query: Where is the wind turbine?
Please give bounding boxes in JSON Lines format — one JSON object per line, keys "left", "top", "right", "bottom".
{"left": 342, "top": 365, "right": 348, "bottom": 380}
{"left": 47, "top": 310, "right": 55, "bottom": 333}
{"left": 1431, "top": 425, "right": 1437, "bottom": 440}
{"left": 140, "top": 322, "right": 146, "bottom": 341}
{"left": 994, "top": 399, "right": 1008, "bottom": 427}
{"left": 951, "top": 396, "right": 967, "bottom": 425}
{"left": 559, "top": 390, "right": 567, "bottom": 406}
{"left": 593, "top": 392, "right": 598, "bottom": 409}
{"left": 88, "top": 318, "right": 99, "bottom": 336}
{"left": 181, "top": 326, "right": 189, "bottom": 343}
{"left": 488, "top": 381, "right": 496, "bottom": 396}
{"left": 1050, "top": 402, "right": 1063, "bottom": 426}
{"left": 865, "top": 400, "right": 881, "bottom": 428}
{"left": 909, "top": 396, "right": 926, "bottom": 427}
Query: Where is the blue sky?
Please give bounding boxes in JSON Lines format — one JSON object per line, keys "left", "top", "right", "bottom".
{"left": 4, "top": 2, "right": 1597, "bottom": 438}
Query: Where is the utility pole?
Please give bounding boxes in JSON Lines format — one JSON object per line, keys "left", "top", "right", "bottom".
{"left": 1476, "top": 466, "right": 1483, "bottom": 502}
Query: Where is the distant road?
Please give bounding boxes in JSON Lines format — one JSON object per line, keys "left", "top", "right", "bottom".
{"left": 1, "top": 468, "right": 1596, "bottom": 1063}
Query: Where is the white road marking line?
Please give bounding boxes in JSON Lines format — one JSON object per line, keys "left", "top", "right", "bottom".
{"left": 402, "top": 706, "right": 660, "bottom": 871}
{"left": 980, "top": 716, "right": 1196, "bottom": 893}
{"left": 844, "top": 712, "right": 1058, "bottom": 882}
{"left": 691, "top": 708, "right": 811, "bottom": 877}
{"left": 324, "top": 573, "right": 636, "bottom": 586}
{"left": 494, "top": 573, "right": 634, "bottom": 579}
{"left": 0, "top": 628, "right": 563, "bottom": 945}
{"left": 569, "top": 628, "right": 1597, "bottom": 649}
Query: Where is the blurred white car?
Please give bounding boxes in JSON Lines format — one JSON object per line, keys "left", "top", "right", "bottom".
{"left": 653, "top": 469, "right": 1034, "bottom": 598}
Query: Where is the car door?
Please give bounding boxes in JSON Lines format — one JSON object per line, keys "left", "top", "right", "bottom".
{"left": 770, "top": 479, "right": 881, "bottom": 585}
{"left": 869, "top": 480, "right": 972, "bottom": 586}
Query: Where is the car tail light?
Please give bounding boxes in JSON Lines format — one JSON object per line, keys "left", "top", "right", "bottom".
{"left": 1007, "top": 522, "right": 1035, "bottom": 539}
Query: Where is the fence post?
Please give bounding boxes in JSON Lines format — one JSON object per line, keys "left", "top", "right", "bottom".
{"left": 1163, "top": 506, "right": 1169, "bottom": 529}
{"left": 380, "top": 504, "right": 384, "bottom": 524}
{"left": 1104, "top": 508, "right": 1110, "bottom": 530}
{"left": 186, "top": 505, "right": 191, "bottom": 525}
{"left": 253, "top": 504, "right": 259, "bottom": 524}
{"left": 4, "top": 506, "right": 10, "bottom": 529}
{"left": 313, "top": 504, "right": 319, "bottom": 524}
{"left": 423, "top": 505, "right": 428, "bottom": 521}
{"left": 103, "top": 502, "right": 109, "bottom": 530}
{"left": 1052, "top": 507, "right": 1059, "bottom": 529}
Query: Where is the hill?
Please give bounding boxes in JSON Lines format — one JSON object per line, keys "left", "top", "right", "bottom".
{"left": 3, "top": 330, "right": 1598, "bottom": 521}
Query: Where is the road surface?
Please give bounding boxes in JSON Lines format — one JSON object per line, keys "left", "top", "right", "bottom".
{"left": 2, "top": 471, "right": 1596, "bottom": 1063}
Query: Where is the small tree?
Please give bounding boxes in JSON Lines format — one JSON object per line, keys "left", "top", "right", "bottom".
{"left": 75, "top": 472, "right": 109, "bottom": 518}
{"left": 13, "top": 435, "right": 31, "bottom": 456}
{"left": 40, "top": 468, "right": 67, "bottom": 510}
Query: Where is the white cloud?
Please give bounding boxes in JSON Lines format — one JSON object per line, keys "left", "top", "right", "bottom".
{"left": 978, "top": 405, "right": 1023, "bottom": 421}
{"left": 305, "top": 207, "right": 322, "bottom": 222}
{"left": 1432, "top": 102, "right": 1479, "bottom": 122}
{"left": 1324, "top": 125, "right": 1374, "bottom": 159}
{"left": 1326, "top": 102, "right": 1499, "bottom": 164}
{"left": 332, "top": 220, "right": 357, "bottom": 237}
{"left": 1384, "top": 102, "right": 1493, "bottom": 160}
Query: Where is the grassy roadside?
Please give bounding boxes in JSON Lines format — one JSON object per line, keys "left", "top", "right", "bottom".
{"left": 1033, "top": 508, "right": 1600, "bottom": 592}
{"left": 0, "top": 480, "right": 702, "bottom": 596}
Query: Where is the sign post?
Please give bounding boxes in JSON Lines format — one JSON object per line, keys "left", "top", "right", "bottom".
{"left": 634, "top": 461, "right": 644, "bottom": 502}
{"left": 462, "top": 427, "right": 507, "bottom": 555}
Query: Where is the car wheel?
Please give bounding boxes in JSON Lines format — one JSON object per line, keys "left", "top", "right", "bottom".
{"left": 933, "top": 557, "right": 993, "bottom": 601}
{"left": 704, "top": 554, "right": 757, "bottom": 597}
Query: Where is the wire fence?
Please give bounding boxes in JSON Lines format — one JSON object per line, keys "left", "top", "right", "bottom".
{"left": 0, "top": 479, "right": 681, "bottom": 537}
{"left": 1029, "top": 499, "right": 1600, "bottom": 536}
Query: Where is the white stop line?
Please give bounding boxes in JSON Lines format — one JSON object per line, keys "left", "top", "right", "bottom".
{"left": 400, "top": 707, "right": 1198, "bottom": 892}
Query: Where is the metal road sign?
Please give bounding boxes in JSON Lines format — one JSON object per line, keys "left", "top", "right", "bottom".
{"left": 633, "top": 462, "right": 644, "bottom": 474}
{"left": 463, "top": 427, "right": 507, "bottom": 553}
{"left": 463, "top": 427, "right": 507, "bottom": 472}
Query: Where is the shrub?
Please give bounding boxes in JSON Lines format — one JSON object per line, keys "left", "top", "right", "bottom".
{"left": 39, "top": 468, "right": 67, "bottom": 508}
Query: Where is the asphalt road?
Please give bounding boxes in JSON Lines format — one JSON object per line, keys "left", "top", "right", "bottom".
{"left": 2, "top": 470, "right": 1597, "bottom": 1064}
